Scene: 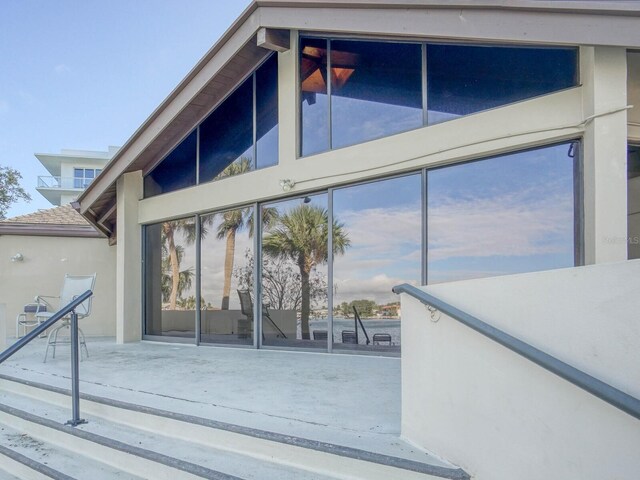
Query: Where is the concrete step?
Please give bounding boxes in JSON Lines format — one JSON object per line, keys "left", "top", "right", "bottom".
{"left": 0, "top": 375, "right": 469, "bottom": 480}
{"left": 0, "top": 422, "right": 142, "bottom": 480}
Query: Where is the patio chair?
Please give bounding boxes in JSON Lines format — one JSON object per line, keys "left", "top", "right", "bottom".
{"left": 237, "top": 289, "right": 287, "bottom": 339}
{"left": 341, "top": 330, "right": 357, "bottom": 344}
{"left": 313, "top": 330, "right": 328, "bottom": 341}
{"left": 372, "top": 333, "right": 392, "bottom": 346}
{"left": 16, "top": 302, "right": 48, "bottom": 338}
{"left": 35, "top": 274, "right": 96, "bottom": 363}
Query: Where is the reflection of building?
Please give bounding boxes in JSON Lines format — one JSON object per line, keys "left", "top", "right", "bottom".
{"left": 65, "top": 2, "right": 640, "bottom": 479}
{"left": 35, "top": 147, "right": 118, "bottom": 205}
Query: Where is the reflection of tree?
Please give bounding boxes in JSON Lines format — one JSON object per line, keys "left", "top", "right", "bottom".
{"left": 177, "top": 295, "right": 212, "bottom": 310}
{"left": 235, "top": 250, "right": 327, "bottom": 311}
{"left": 263, "top": 205, "right": 349, "bottom": 339}
{"left": 162, "top": 220, "right": 196, "bottom": 309}
{"left": 215, "top": 158, "right": 277, "bottom": 310}
{"left": 161, "top": 242, "right": 194, "bottom": 307}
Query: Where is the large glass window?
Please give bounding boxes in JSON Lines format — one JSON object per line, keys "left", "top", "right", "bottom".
{"left": 300, "top": 37, "right": 330, "bottom": 156}
{"left": 332, "top": 174, "right": 422, "bottom": 353}
{"left": 427, "top": 44, "right": 578, "bottom": 124}
{"left": 144, "top": 217, "right": 197, "bottom": 338}
{"left": 144, "top": 130, "right": 197, "bottom": 198}
{"left": 427, "top": 142, "right": 578, "bottom": 283}
{"left": 144, "top": 54, "right": 278, "bottom": 197}
{"left": 200, "top": 207, "right": 255, "bottom": 345}
{"left": 73, "top": 168, "right": 102, "bottom": 189}
{"left": 330, "top": 40, "right": 423, "bottom": 149}
{"left": 260, "top": 194, "right": 329, "bottom": 348}
{"left": 300, "top": 36, "right": 578, "bottom": 156}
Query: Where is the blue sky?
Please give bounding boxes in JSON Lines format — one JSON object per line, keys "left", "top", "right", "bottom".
{"left": 0, "top": 0, "right": 251, "bottom": 218}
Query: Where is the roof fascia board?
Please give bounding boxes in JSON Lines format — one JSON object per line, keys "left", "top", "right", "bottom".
{"left": 256, "top": 0, "right": 640, "bottom": 16}
{"left": 260, "top": 6, "right": 640, "bottom": 47}
{"left": 0, "top": 224, "right": 103, "bottom": 238}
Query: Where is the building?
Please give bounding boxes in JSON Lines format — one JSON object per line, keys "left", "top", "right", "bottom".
{"left": 35, "top": 147, "right": 118, "bottom": 206}
{"left": 0, "top": 205, "right": 116, "bottom": 339}
{"left": 15, "top": 1, "right": 640, "bottom": 478}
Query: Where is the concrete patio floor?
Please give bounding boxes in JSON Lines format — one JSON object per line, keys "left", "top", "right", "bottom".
{"left": 0, "top": 337, "right": 423, "bottom": 461}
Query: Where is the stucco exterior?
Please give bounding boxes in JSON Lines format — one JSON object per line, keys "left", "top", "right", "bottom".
{"left": 0, "top": 234, "right": 116, "bottom": 338}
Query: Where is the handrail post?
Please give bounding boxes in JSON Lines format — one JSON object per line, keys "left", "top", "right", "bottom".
{"left": 66, "top": 310, "right": 86, "bottom": 426}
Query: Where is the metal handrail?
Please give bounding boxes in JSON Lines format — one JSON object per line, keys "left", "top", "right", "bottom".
{"left": 392, "top": 283, "right": 640, "bottom": 421}
{"left": 352, "top": 306, "right": 370, "bottom": 345}
{"left": 0, "top": 289, "right": 93, "bottom": 425}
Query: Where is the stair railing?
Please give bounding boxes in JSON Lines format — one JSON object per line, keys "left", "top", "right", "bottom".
{"left": 352, "top": 306, "right": 370, "bottom": 345}
{"left": 392, "top": 283, "right": 640, "bottom": 421}
{"left": 0, "top": 290, "right": 93, "bottom": 426}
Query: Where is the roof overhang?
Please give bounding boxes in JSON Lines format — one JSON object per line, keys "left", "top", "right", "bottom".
{"left": 0, "top": 223, "right": 103, "bottom": 238}
{"left": 77, "top": 0, "right": 640, "bottom": 238}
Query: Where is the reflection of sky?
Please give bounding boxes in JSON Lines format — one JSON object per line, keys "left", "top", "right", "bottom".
{"left": 427, "top": 143, "right": 575, "bottom": 283}
{"left": 333, "top": 175, "right": 422, "bottom": 304}
{"left": 332, "top": 97, "right": 422, "bottom": 149}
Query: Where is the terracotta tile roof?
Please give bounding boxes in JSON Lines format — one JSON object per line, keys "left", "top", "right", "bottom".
{"left": 1, "top": 204, "right": 90, "bottom": 226}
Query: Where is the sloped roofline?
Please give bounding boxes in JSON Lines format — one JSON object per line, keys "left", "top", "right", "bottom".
{"left": 77, "top": 0, "right": 640, "bottom": 234}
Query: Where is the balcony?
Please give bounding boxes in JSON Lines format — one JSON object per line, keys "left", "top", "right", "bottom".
{"left": 37, "top": 176, "right": 95, "bottom": 190}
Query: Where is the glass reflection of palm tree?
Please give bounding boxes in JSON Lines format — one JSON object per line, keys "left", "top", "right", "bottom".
{"left": 263, "top": 204, "right": 349, "bottom": 340}
{"left": 216, "top": 158, "right": 277, "bottom": 310}
{"left": 162, "top": 220, "right": 196, "bottom": 309}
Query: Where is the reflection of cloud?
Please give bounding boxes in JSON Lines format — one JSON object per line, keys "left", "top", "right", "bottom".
{"left": 428, "top": 190, "right": 573, "bottom": 261}
{"left": 335, "top": 274, "right": 418, "bottom": 304}
{"left": 54, "top": 64, "right": 71, "bottom": 75}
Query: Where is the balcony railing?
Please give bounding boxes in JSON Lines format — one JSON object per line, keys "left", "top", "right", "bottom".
{"left": 37, "top": 176, "right": 95, "bottom": 190}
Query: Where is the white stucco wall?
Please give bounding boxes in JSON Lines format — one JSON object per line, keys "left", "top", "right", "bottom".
{"left": 0, "top": 235, "right": 116, "bottom": 338}
{"left": 401, "top": 260, "right": 640, "bottom": 480}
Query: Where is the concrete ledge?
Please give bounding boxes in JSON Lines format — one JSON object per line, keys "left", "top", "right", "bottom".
{"left": 0, "top": 444, "right": 73, "bottom": 480}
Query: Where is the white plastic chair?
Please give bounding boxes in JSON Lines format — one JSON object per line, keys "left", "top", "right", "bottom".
{"left": 35, "top": 274, "right": 96, "bottom": 363}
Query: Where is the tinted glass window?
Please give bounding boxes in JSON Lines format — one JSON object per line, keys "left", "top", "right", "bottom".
{"left": 300, "top": 37, "right": 330, "bottom": 156}
{"left": 331, "top": 40, "right": 422, "bottom": 148}
{"left": 144, "top": 130, "right": 197, "bottom": 197}
{"left": 144, "top": 217, "right": 197, "bottom": 338}
{"left": 427, "top": 142, "right": 577, "bottom": 283}
{"left": 256, "top": 55, "right": 279, "bottom": 169}
{"left": 199, "top": 77, "right": 254, "bottom": 183}
{"left": 427, "top": 45, "right": 578, "bottom": 124}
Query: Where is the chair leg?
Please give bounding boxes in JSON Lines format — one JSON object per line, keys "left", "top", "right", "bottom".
{"left": 78, "top": 327, "right": 89, "bottom": 360}
{"left": 43, "top": 326, "right": 59, "bottom": 363}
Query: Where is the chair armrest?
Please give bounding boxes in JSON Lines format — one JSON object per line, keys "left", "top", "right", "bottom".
{"left": 35, "top": 295, "right": 57, "bottom": 310}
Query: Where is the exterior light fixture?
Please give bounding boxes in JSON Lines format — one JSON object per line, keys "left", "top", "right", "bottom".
{"left": 279, "top": 179, "right": 295, "bottom": 192}
{"left": 11, "top": 253, "right": 24, "bottom": 262}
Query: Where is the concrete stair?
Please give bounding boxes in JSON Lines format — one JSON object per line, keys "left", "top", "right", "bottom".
{"left": 0, "top": 375, "right": 469, "bottom": 480}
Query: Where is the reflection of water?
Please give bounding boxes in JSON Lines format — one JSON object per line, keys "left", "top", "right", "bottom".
{"left": 309, "top": 317, "right": 401, "bottom": 345}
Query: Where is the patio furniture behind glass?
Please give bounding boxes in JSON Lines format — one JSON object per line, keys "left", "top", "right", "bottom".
{"left": 237, "top": 289, "right": 287, "bottom": 339}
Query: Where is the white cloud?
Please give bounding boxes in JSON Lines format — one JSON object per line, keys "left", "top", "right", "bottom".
{"left": 428, "top": 190, "right": 573, "bottom": 261}
{"left": 54, "top": 64, "right": 71, "bottom": 75}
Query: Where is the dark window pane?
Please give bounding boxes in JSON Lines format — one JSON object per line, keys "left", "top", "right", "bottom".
{"left": 427, "top": 143, "right": 577, "bottom": 284}
{"left": 199, "top": 78, "right": 254, "bottom": 183}
{"left": 628, "top": 144, "right": 640, "bottom": 260}
{"left": 331, "top": 40, "right": 423, "bottom": 148}
{"left": 300, "top": 37, "right": 330, "bottom": 156}
{"left": 144, "top": 218, "right": 196, "bottom": 339}
{"left": 144, "top": 130, "right": 197, "bottom": 197}
{"left": 85, "top": 170, "right": 94, "bottom": 179}
{"left": 256, "top": 55, "right": 279, "bottom": 169}
{"left": 427, "top": 45, "right": 578, "bottom": 124}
